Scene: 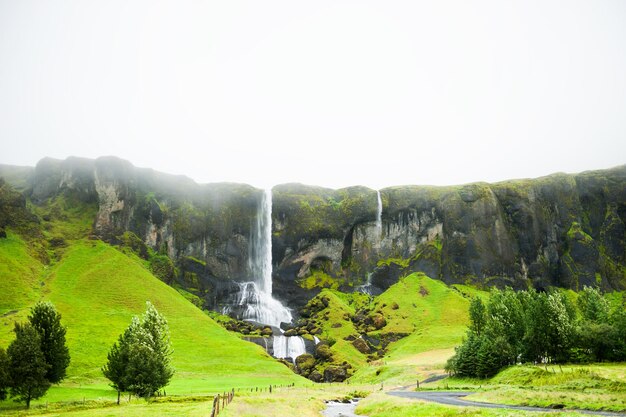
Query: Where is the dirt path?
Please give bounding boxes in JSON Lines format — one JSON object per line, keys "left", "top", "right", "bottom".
{"left": 387, "top": 391, "right": 626, "bottom": 416}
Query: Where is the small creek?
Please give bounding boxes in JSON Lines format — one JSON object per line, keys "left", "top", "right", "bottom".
{"left": 322, "top": 400, "right": 367, "bottom": 417}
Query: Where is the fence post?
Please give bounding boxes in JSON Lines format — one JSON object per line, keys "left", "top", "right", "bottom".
{"left": 211, "top": 395, "right": 219, "bottom": 417}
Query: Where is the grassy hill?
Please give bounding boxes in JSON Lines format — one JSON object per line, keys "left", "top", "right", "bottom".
{"left": 350, "top": 273, "right": 487, "bottom": 385}
{"left": 0, "top": 232, "right": 43, "bottom": 316}
{"left": 0, "top": 236, "right": 304, "bottom": 409}
{"left": 293, "top": 273, "right": 486, "bottom": 385}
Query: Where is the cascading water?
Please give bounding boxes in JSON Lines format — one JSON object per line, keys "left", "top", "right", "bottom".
{"left": 376, "top": 189, "right": 383, "bottom": 242}
{"left": 223, "top": 189, "right": 306, "bottom": 363}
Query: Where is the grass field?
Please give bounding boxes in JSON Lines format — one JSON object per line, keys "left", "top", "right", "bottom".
{"left": 356, "top": 392, "right": 595, "bottom": 417}
{"left": 428, "top": 364, "right": 626, "bottom": 412}
{"left": 0, "top": 232, "right": 43, "bottom": 316}
{"left": 0, "top": 238, "right": 304, "bottom": 413}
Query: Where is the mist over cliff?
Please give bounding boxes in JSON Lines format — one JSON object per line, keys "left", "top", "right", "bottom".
{"left": 1, "top": 156, "right": 624, "bottom": 312}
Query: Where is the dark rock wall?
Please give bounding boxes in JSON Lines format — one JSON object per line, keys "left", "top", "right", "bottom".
{"left": 1, "top": 157, "right": 624, "bottom": 311}
{"left": 12, "top": 156, "right": 262, "bottom": 286}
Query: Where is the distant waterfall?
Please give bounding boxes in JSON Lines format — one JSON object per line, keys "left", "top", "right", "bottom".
{"left": 376, "top": 189, "right": 382, "bottom": 242}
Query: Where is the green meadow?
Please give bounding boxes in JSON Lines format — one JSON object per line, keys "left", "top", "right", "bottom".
{"left": 0, "top": 237, "right": 304, "bottom": 414}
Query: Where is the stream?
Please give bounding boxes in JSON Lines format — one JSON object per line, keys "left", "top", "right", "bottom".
{"left": 322, "top": 399, "right": 367, "bottom": 417}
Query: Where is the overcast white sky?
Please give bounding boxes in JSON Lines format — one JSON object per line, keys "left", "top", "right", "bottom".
{"left": 1, "top": 1, "right": 625, "bottom": 189}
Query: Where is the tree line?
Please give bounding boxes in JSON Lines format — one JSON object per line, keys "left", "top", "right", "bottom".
{"left": 446, "top": 286, "right": 626, "bottom": 378}
{"left": 0, "top": 301, "right": 173, "bottom": 409}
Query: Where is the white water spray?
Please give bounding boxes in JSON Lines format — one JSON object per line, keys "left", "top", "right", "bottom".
{"left": 225, "top": 189, "right": 306, "bottom": 361}
{"left": 233, "top": 189, "right": 292, "bottom": 327}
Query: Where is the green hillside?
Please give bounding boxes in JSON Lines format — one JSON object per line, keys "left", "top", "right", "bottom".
{"left": 0, "top": 237, "right": 303, "bottom": 408}
{"left": 0, "top": 232, "right": 43, "bottom": 316}
{"left": 351, "top": 273, "right": 486, "bottom": 385}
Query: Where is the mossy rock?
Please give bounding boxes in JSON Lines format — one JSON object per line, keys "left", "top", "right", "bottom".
{"left": 369, "top": 313, "right": 387, "bottom": 330}
{"left": 309, "top": 370, "right": 323, "bottom": 382}
{"left": 295, "top": 354, "right": 316, "bottom": 375}
{"left": 315, "top": 343, "right": 333, "bottom": 360}
{"left": 323, "top": 366, "right": 348, "bottom": 382}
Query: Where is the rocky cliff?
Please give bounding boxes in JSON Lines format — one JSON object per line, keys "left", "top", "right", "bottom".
{"left": 1, "top": 157, "right": 624, "bottom": 312}
{"left": 272, "top": 168, "right": 626, "bottom": 307}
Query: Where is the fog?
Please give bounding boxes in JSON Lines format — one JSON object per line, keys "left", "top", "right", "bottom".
{"left": 1, "top": 1, "right": 625, "bottom": 189}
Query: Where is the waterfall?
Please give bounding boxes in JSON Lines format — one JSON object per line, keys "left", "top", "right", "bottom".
{"left": 224, "top": 189, "right": 292, "bottom": 328}
{"left": 224, "top": 188, "right": 308, "bottom": 360}
{"left": 249, "top": 189, "right": 273, "bottom": 295}
{"left": 376, "top": 190, "right": 382, "bottom": 241}
{"left": 313, "top": 336, "right": 320, "bottom": 345}
{"left": 273, "top": 335, "right": 306, "bottom": 363}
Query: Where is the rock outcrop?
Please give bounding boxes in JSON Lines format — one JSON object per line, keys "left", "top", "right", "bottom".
{"left": 272, "top": 167, "right": 626, "bottom": 308}
{"left": 1, "top": 156, "right": 624, "bottom": 313}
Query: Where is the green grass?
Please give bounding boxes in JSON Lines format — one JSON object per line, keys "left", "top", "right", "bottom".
{"left": 357, "top": 392, "right": 592, "bottom": 417}
{"left": 349, "top": 273, "right": 484, "bottom": 386}
{"left": 0, "top": 239, "right": 304, "bottom": 412}
{"left": 429, "top": 364, "right": 626, "bottom": 412}
{"left": 311, "top": 289, "right": 369, "bottom": 368}
{"left": 0, "top": 232, "right": 43, "bottom": 316}
{"left": 29, "top": 195, "right": 98, "bottom": 242}
{"left": 368, "top": 273, "right": 479, "bottom": 361}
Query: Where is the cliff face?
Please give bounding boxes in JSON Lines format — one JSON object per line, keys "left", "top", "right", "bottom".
{"left": 272, "top": 167, "right": 626, "bottom": 307}
{"left": 1, "top": 156, "right": 624, "bottom": 311}
{"left": 19, "top": 157, "right": 261, "bottom": 291}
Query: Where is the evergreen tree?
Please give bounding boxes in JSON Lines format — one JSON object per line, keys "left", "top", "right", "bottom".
{"left": 7, "top": 323, "right": 51, "bottom": 409}
{"left": 0, "top": 347, "right": 10, "bottom": 401}
{"left": 476, "top": 334, "right": 513, "bottom": 378}
{"left": 102, "top": 318, "right": 138, "bottom": 404}
{"left": 28, "top": 301, "right": 70, "bottom": 384}
{"left": 446, "top": 332, "right": 481, "bottom": 377}
{"left": 139, "top": 302, "right": 174, "bottom": 392}
{"left": 102, "top": 302, "right": 174, "bottom": 400}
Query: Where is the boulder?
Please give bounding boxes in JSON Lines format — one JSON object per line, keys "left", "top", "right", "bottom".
{"left": 352, "top": 338, "right": 371, "bottom": 354}
{"left": 315, "top": 343, "right": 333, "bottom": 360}
{"left": 324, "top": 366, "right": 347, "bottom": 383}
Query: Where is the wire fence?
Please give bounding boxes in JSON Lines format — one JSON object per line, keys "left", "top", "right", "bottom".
{"left": 210, "top": 383, "right": 296, "bottom": 416}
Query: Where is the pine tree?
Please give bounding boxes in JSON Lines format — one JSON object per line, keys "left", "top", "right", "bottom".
{"left": 0, "top": 347, "right": 10, "bottom": 401}
{"left": 103, "top": 302, "right": 174, "bottom": 401}
{"left": 28, "top": 301, "right": 70, "bottom": 384}
{"left": 139, "top": 302, "right": 174, "bottom": 392}
{"left": 7, "top": 323, "right": 51, "bottom": 409}
{"left": 102, "top": 318, "right": 138, "bottom": 404}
